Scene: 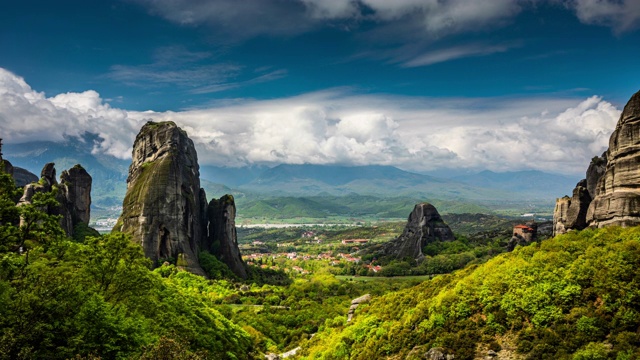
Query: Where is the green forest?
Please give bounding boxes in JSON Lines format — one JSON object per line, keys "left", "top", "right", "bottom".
{"left": 2, "top": 167, "right": 640, "bottom": 359}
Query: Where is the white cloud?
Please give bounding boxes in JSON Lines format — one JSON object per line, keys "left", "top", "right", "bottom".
{"left": 568, "top": 0, "right": 640, "bottom": 33}
{"left": 129, "top": 0, "right": 640, "bottom": 43}
{"left": 0, "top": 68, "right": 144, "bottom": 159}
{"left": 300, "top": 0, "right": 359, "bottom": 19}
{"left": 107, "top": 46, "right": 242, "bottom": 88}
{"left": 131, "top": 0, "right": 523, "bottom": 38}
{"left": 363, "top": 0, "right": 522, "bottom": 35}
{"left": 402, "top": 43, "right": 512, "bottom": 67}
{"left": 0, "top": 68, "right": 622, "bottom": 175}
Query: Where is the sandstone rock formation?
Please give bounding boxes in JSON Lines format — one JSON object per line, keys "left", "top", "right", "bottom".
{"left": 586, "top": 90, "right": 640, "bottom": 228}
{"left": 553, "top": 180, "right": 591, "bottom": 236}
{"left": 554, "top": 90, "right": 640, "bottom": 233}
{"left": 115, "top": 121, "right": 247, "bottom": 278}
{"left": 207, "top": 195, "right": 247, "bottom": 279}
{"left": 19, "top": 163, "right": 93, "bottom": 237}
{"left": 115, "top": 121, "right": 208, "bottom": 275}
{"left": 60, "top": 164, "right": 92, "bottom": 231}
{"left": 586, "top": 152, "right": 607, "bottom": 198}
{"left": 383, "top": 202, "right": 454, "bottom": 262}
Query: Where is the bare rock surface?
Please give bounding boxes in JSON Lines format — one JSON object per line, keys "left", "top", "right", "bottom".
{"left": 115, "top": 121, "right": 207, "bottom": 275}
{"left": 347, "top": 294, "right": 371, "bottom": 322}
{"left": 586, "top": 152, "right": 607, "bottom": 198}
{"left": 383, "top": 203, "right": 454, "bottom": 262}
{"left": 553, "top": 180, "right": 591, "bottom": 236}
{"left": 60, "top": 165, "right": 92, "bottom": 227}
{"left": 19, "top": 163, "right": 92, "bottom": 237}
{"left": 115, "top": 121, "right": 247, "bottom": 278}
{"left": 587, "top": 90, "right": 640, "bottom": 228}
{"left": 207, "top": 194, "right": 248, "bottom": 279}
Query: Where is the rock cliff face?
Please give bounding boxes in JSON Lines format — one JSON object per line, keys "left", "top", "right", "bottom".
{"left": 115, "top": 121, "right": 208, "bottom": 275}
{"left": 207, "top": 195, "right": 248, "bottom": 279}
{"left": 115, "top": 121, "right": 247, "bottom": 278}
{"left": 554, "top": 90, "right": 640, "bottom": 233}
{"left": 586, "top": 152, "right": 607, "bottom": 199}
{"left": 19, "top": 163, "right": 92, "bottom": 236}
{"left": 383, "top": 203, "right": 454, "bottom": 262}
{"left": 587, "top": 90, "right": 640, "bottom": 228}
{"left": 553, "top": 180, "right": 591, "bottom": 236}
{"left": 58, "top": 165, "right": 92, "bottom": 234}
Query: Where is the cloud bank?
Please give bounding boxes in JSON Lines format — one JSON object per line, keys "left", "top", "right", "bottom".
{"left": 0, "top": 68, "right": 620, "bottom": 175}
{"left": 130, "top": 0, "right": 640, "bottom": 39}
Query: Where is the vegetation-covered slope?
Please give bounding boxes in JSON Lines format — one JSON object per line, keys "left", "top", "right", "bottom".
{"left": 301, "top": 227, "right": 640, "bottom": 359}
{"left": 0, "top": 170, "right": 254, "bottom": 359}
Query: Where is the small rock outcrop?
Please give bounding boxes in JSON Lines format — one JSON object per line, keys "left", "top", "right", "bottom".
{"left": 382, "top": 203, "right": 454, "bottom": 262}
{"left": 115, "top": 121, "right": 208, "bottom": 275}
{"left": 587, "top": 90, "right": 640, "bottom": 228}
{"left": 347, "top": 294, "right": 371, "bottom": 322}
{"left": 553, "top": 180, "right": 592, "bottom": 236}
{"left": 207, "top": 195, "right": 247, "bottom": 279}
{"left": 424, "top": 347, "right": 455, "bottom": 360}
{"left": 115, "top": 121, "right": 247, "bottom": 278}
{"left": 19, "top": 163, "right": 93, "bottom": 237}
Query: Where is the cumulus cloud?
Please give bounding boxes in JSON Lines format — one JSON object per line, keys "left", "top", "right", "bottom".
{"left": 0, "top": 69, "right": 145, "bottom": 159}
{"left": 0, "top": 68, "right": 621, "bottom": 175}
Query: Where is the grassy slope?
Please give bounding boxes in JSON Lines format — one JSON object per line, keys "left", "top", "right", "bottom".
{"left": 301, "top": 226, "right": 640, "bottom": 360}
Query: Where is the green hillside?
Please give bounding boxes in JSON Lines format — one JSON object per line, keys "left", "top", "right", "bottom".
{"left": 235, "top": 194, "right": 530, "bottom": 221}
{"left": 3, "top": 163, "right": 640, "bottom": 359}
{"left": 301, "top": 226, "right": 640, "bottom": 359}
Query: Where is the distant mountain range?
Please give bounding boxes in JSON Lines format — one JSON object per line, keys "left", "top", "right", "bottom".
{"left": 3, "top": 139, "right": 580, "bottom": 220}
{"left": 452, "top": 169, "right": 578, "bottom": 198}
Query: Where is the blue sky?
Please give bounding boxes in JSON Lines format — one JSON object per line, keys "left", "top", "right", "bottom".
{"left": 1, "top": 0, "right": 639, "bottom": 175}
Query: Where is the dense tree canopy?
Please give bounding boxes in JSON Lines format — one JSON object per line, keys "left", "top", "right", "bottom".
{"left": 3, "top": 165, "right": 640, "bottom": 359}
{"left": 301, "top": 227, "right": 640, "bottom": 359}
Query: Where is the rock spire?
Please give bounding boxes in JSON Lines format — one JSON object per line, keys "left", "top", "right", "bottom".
{"left": 19, "top": 163, "right": 93, "bottom": 237}
{"left": 382, "top": 202, "right": 454, "bottom": 262}
{"left": 207, "top": 195, "right": 247, "bottom": 279}
{"left": 114, "top": 121, "right": 208, "bottom": 275}
{"left": 553, "top": 90, "right": 640, "bottom": 233}
{"left": 586, "top": 90, "right": 640, "bottom": 228}
{"left": 115, "top": 121, "right": 247, "bottom": 278}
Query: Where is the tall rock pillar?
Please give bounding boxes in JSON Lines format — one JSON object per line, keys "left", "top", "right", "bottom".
{"left": 587, "top": 90, "right": 640, "bottom": 228}
{"left": 207, "top": 195, "right": 248, "bottom": 279}
{"left": 114, "top": 121, "right": 208, "bottom": 275}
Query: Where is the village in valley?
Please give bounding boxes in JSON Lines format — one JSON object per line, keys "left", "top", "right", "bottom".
{"left": 238, "top": 227, "right": 391, "bottom": 277}
{"left": 236, "top": 219, "right": 543, "bottom": 278}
